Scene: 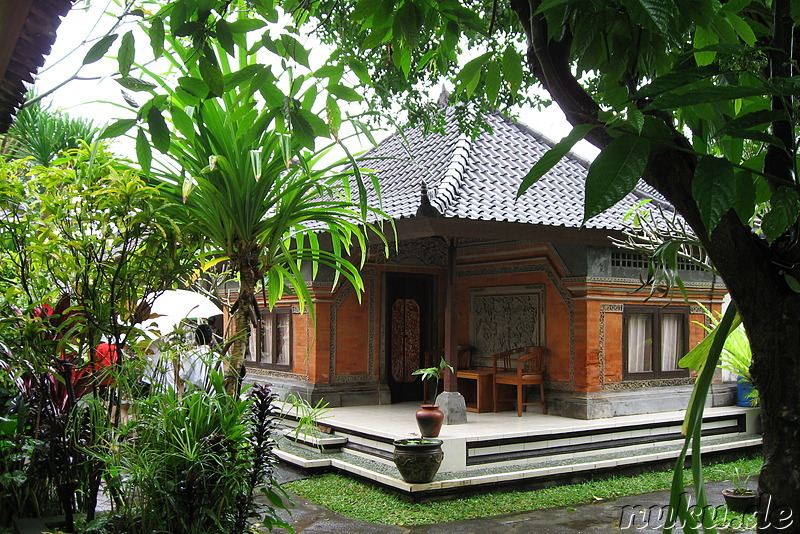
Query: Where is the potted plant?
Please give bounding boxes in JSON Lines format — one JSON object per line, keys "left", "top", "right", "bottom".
{"left": 719, "top": 325, "right": 759, "bottom": 407}
{"left": 392, "top": 437, "right": 444, "bottom": 484}
{"left": 722, "top": 467, "right": 758, "bottom": 513}
{"left": 412, "top": 357, "right": 454, "bottom": 437}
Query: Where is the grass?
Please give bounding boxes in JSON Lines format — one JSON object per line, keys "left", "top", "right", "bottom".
{"left": 284, "top": 455, "right": 763, "bottom": 526}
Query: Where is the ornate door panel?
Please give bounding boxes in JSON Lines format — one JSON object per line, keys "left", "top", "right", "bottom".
{"left": 391, "top": 299, "right": 420, "bottom": 383}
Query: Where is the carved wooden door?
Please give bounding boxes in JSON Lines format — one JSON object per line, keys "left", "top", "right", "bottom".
{"left": 385, "top": 274, "right": 435, "bottom": 403}
{"left": 391, "top": 299, "right": 420, "bottom": 383}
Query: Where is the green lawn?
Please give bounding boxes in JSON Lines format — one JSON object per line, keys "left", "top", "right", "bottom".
{"left": 284, "top": 456, "right": 762, "bottom": 526}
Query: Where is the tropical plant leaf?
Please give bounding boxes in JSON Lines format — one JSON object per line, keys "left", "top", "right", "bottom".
{"left": 692, "top": 155, "right": 735, "bottom": 234}
{"left": 199, "top": 49, "right": 224, "bottom": 97}
{"left": 83, "top": 34, "right": 118, "bottom": 65}
{"left": 118, "top": 31, "right": 135, "bottom": 77}
{"left": 649, "top": 85, "right": 766, "bottom": 110}
{"left": 762, "top": 187, "right": 800, "bottom": 243}
{"left": 584, "top": 135, "right": 650, "bottom": 222}
{"left": 149, "top": 17, "right": 164, "bottom": 59}
{"left": 517, "top": 124, "right": 595, "bottom": 198}
{"left": 115, "top": 77, "right": 158, "bottom": 92}
{"left": 99, "top": 118, "right": 137, "bottom": 140}
{"left": 716, "top": 110, "right": 789, "bottom": 135}
{"left": 135, "top": 128, "right": 151, "bottom": 174}
{"left": 633, "top": 66, "right": 720, "bottom": 99}
{"left": 146, "top": 106, "right": 170, "bottom": 153}
{"left": 625, "top": 0, "right": 674, "bottom": 35}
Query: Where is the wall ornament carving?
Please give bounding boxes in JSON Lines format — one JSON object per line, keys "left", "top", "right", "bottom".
{"left": 246, "top": 367, "right": 309, "bottom": 381}
{"left": 375, "top": 238, "right": 448, "bottom": 267}
{"left": 459, "top": 263, "right": 575, "bottom": 386}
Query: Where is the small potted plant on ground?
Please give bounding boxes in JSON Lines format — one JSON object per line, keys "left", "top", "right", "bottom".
{"left": 412, "top": 356, "right": 454, "bottom": 437}
{"left": 722, "top": 467, "right": 758, "bottom": 513}
{"left": 392, "top": 436, "right": 444, "bottom": 484}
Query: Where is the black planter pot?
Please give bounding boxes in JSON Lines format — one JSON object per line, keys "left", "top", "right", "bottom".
{"left": 722, "top": 489, "right": 759, "bottom": 513}
{"left": 393, "top": 438, "right": 444, "bottom": 484}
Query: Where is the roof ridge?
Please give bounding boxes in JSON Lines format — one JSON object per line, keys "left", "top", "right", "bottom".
{"left": 430, "top": 133, "right": 472, "bottom": 215}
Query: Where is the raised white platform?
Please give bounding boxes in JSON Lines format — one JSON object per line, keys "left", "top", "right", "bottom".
{"left": 276, "top": 403, "right": 761, "bottom": 495}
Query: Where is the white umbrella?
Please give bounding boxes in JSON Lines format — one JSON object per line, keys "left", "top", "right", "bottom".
{"left": 141, "top": 289, "right": 223, "bottom": 335}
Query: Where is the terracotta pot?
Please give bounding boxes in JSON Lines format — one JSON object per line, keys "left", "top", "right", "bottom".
{"left": 722, "top": 489, "right": 759, "bottom": 513}
{"left": 416, "top": 404, "right": 444, "bottom": 437}
{"left": 393, "top": 438, "right": 444, "bottom": 484}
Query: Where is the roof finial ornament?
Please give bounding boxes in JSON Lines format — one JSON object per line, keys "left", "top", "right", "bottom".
{"left": 437, "top": 86, "right": 450, "bottom": 108}
{"left": 416, "top": 182, "right": 442, "bottom": 217}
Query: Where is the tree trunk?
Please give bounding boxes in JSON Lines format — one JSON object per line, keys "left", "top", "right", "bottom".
{"left": 225, "top": 263, "right": 258, "bottom": 395}
{"left": 509, "top": 5, "right": 800, "bottom": 528}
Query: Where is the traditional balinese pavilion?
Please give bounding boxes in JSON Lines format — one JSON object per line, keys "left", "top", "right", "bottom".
{"left": 0, "top": 0, "right": 73, "bottom": 133}
{"left": 246, "top": 109, "right": 732, "bottom": 420}
{"left": 258, "top": 110, "right": 759, "bottom": 494}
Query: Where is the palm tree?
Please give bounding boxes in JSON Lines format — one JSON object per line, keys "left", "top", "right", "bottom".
{"left": 150, "top": 92, "right": 383, "bottom": 393}
{"left": 1, "top": 97, "right": 97, "bottom": 166}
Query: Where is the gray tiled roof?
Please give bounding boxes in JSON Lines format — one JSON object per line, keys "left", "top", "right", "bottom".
{"left": 359, "top": 111, "right": 669, "bottom": 231}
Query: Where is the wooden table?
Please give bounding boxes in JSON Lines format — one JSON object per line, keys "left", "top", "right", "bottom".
{"left": 456, "top": 368, "right": 495, "bottom": 413}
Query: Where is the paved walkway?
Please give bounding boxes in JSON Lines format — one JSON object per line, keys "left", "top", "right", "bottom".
{"left": 272, "top": 465, "right": 757, "bottom": 534}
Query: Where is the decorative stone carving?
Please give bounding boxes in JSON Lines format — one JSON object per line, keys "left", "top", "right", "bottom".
{"left": 375, "top": 238, "right": 448, "bottom": 267}
{"left": 461, "top": 264, "right": 575, "bottom": 386}
{"left": 469, "top": 287, "right": 543, "bottom": 361}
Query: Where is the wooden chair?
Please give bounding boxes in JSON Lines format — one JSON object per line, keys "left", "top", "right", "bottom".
{"left": 492, "top": 346, "right": 547, "bottom": 416}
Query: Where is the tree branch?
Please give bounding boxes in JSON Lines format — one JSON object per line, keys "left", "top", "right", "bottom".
{"left": 510, "top": 0, "right": 611, "bottom": 149}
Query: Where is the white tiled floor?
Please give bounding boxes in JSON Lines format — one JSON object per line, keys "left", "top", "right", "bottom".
{"left": 301, "top": 402, "right": 756, "bottom": 442}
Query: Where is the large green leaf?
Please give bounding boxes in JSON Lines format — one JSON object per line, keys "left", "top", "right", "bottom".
{"left": 455, "top": 52, "right": 492, "bottom": 98}
{"left": 649, "top": 85, "right": 766, "bottom": 110}
{"left": 584, "top": 135, "right": 650, "bottom": 222}
{"left": 762, "top": 187, "right": 800, "bottom": 243}
{"left": 115, "top": 77, "right": 157, "bottom": 92}
{"left": 99, "top": 118, "right": 137, "bottom": 140}
{"left": 215, "top": 19, "right": 235, "bottom": 56}
{"left": 118, "top": 31, "right": 135, "bottom": 77}
{"left": 633, "top": 66, "right": 719, "bottom": 99}
{"left": 327, "top": 84, "right": 362, "bottom": 102}
{"left": 692, "top": 155, "right": 735, "bottom": 234}
{"left": 136, "top": 127, "right": 152, "bottom": 175}
{"left": 517, "top": 124, "right": 595, "bottom": 198}
{"left": 502, "top": 46, "right": 524, "bottom": 96}
{"left": 624, "top": 0, "right": 674, "bottom": 35}
{"left": 716, "top": 110, "right": 789, "bottom": 135}
{"left": 199, "top": 48, "right": 224, "bottom": 97}
{"left": 146, "top": 106, "right": 170, "bottom": 154}
{"left": 148, "top": 17, "right": 164, "bottom": 59}
{"left": 83, "top": 34, "right": 118, "bottom": 65}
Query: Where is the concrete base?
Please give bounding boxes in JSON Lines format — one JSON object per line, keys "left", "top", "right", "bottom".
{"left": 244, "top": 373, "right": 391, "bottom": 407}
{"left": 435, "top": 391, "right": 467, "bottom": 425}
{"left": 546, "top": 383, "right": 739, "bottom": 420}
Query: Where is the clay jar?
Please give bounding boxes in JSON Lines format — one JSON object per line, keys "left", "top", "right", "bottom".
{"left": 415, "top": 404, "right": 444, "bottom": 437}
{"left": 393, "top": 438, "right": 444, "bottom": 484}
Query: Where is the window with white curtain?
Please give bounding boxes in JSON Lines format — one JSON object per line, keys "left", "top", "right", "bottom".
{"left": 247, "top": 307, "right": 292, "bottom": 370}
{"left": 624, "top": 306, "right": 688, "bottom": 379}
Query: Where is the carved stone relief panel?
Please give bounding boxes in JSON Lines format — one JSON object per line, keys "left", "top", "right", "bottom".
{"left": 469, "top": 285, "right": 545, "bottom": 364}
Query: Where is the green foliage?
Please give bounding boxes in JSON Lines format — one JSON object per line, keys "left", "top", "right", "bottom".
{"left": 1, "top": 99, "right": 98, "bottom": 167}
{"left": 412, "top": 357, "right": 454, "bottom": 403}
{"left": 87, "top": 376, "right": 291, "bottom": 533}
{"left": 284, "top": 393, "right": 331, "bottom": 440}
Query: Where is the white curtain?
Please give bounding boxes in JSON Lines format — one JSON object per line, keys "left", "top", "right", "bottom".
{"left": 276, "top": 313, "right": 291, "bottom": 366}
{"left": 660, "top": 314, "right": 683, "bottom": 371}
{"left": 627, "top": 314, "right": 653, "bottom": 372}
